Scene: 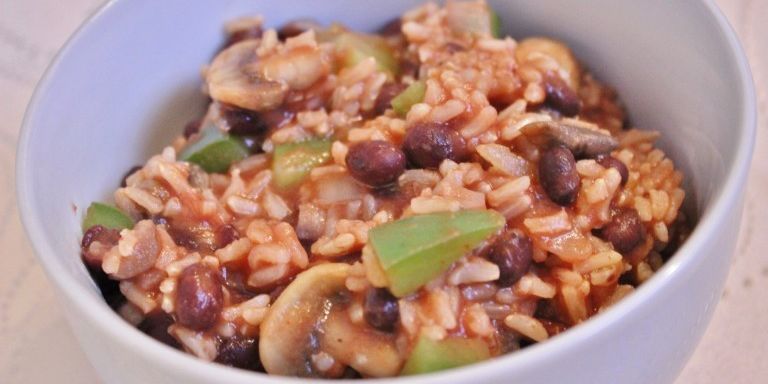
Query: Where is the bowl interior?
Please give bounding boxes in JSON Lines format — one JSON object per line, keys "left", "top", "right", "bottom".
{"left": 17, "top": 0, "right": 753, "bottom": 381}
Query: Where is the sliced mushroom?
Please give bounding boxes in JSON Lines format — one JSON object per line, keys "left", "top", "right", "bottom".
{"left": 516, "top": 37, "right": 581, "bottom": 90}
{"left": 521, "top": 120, "right": 618, "bottom": 158}
{"left": 322, "top": 310, "right": 402, "bottom": 377}
{"left": 261, "top": 45, "right": 329, "bottom": 91}
{"left": 207, "top": 37, "right": 331, "bottom": 112}
{"left": 207, "top": 40, "right": 287, "bottom": 112}
{"left": 260, "top": 263, "right": 402, "bottom": 378}
{"left": 260, "top": 263, "right": 349, "bottom": 377}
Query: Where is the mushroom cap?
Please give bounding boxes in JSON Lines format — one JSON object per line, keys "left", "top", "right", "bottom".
{"left": 259, "top": 263, "right": 403, "bottom": 377}
{"left": 207, "top": 40, "right": 287, "bottom": 112}
{"left": 260, "top": 263, "right": 351, "bottom": 377}
{"left": 516, "top": 37, "right": 581, "bottom": 90}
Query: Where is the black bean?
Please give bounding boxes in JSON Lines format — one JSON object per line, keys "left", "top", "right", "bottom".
{"left": 374, "top": 83, "right": 407, "bottom": 116}
{"left": 539, "top": 319, "right": 568, "bottom": 337}
{"left": 660, "top": 217, "right": 689, "bottom": 260}
{"left": 120, "top": 165, "right": 143, "bottom": 188}
{"left": 346, "top": 140, "right": 406, "bottom": 188}
{"left": 497, "top": 329, "right": 523, "bottom": 353}
{"left": 378, "top": 18, "right": 402, "bottom": 36}
{"left": 215, "top": 336, "right": 263, "bottom": 371}
{"left": 260, "top": 107, "right": 295, "bottom": 129}
{"left": 216, "top": 224, "right": 240, "bottom": 249}
{"left": 183, "top": 118, "right": 202, "bottom": 138}
{"left": 239, "top": 136, "right": 261, "bottom": 154}
{"left": 176, "top": 264, "right": 224, "bottom": 331}
{"left": 539, "top": 145, "right": 580, "bottom": 206}
{"left": 220, "top": 267, "right": 258, "bottom": 300}
{"left": 618, "top": 268, "right": 635, "bottom": 286}
{"left": 341, "top": 367, "right": 363, "bottom": 379}
{"left": 363, "top": 288, "right": 399, "bottom": 332}
{"left": 600, "top": 208, "right": 645, "bottom": 254}
{"left": 543, "top": 72, "right": 581, "bottom": 117}
{"left": 81, "top": 225, "right": 121, "bottom": 268}
{"left": 399, "top": 58, "right": 420, "bottom": 80}
{"left": 533, "top": 299, "right": 559, "bottom": 322}
{"left": 277, "top": 19, "right": 322, "bottom": 41}
{"left": 169, "top": 224, "right": 218, "bottom": 253}
{"left": 167, "top": 226, "right": 200, "bottom": 251}
{"left": 596, "top": 154, "right": 629, "bottom": 186}
{"left": 86, "top": 264, "right": 125, "bottom": 310}
{"left": 486, "top": 230, "right": 533, "bottom": 287}
{"left": 81, "top": 225, "right": 124, "bottom": 309}
{"left": 224, "top": 26, "right": 263, "bottom": 48}
{"left": 519, "top": 337, "right": 536, "bottom": 348}
{"left": 220, "top": 104, "right": 269, "bottom": 136}
{"left": 81, "top": 225, "right": 117, "bottom": 251}
{"left": 138, "top": 310, "right": 181, "bottom": 349}
{"left": 402, "top": 122, "right": 469, "bottom": 169}
{"left": 445, "top": 42, "right": 466, "bottom": 53}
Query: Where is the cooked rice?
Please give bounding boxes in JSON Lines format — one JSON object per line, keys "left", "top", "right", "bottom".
{"left": 81, "top": 0, "right": 691, "bottom": 378}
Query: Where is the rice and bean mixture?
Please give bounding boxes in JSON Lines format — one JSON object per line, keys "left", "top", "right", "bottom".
{"left": 80, "top": 0, "right": 690, "bottom": 378}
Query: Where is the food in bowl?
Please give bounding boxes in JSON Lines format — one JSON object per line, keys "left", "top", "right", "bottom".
{"left": 78, "top": 0, "right": 690, "bottom": 378}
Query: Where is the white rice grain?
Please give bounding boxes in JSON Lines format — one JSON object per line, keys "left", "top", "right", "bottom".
{"left": 504, "top": 314, "right": 548, "bottom": 342}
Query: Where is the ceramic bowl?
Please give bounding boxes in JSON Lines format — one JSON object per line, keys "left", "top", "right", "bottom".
{"left": 17, "top": 0, "right": 755, "bottom": 383}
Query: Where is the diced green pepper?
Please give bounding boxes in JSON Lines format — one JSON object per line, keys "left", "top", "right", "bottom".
{"left": 401, "top": 335, "right": 491, "bottom": 375}
{"left": 82, "top": 202, "right": 133, "bottom": 231}
{"left": 180, "top": 127, "right": 249, "bottom": 173}
{"left": 490, "top": 9, "right": 502, "bottom": 38}
{"left": 272, "top": 139, "right": 332, "bottom": 189}
{"left": 391, "top": 80, "right": 426, "bottom": 118}
{"left": 369, "top": 210, "right": 505, "bottom": 297}
{"left": 335, "top": 32, "right": 400, "bottom": 78}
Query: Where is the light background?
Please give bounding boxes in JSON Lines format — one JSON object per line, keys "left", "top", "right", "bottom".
{"left": 0, "top": 0, "right": 765, "bottom": 382}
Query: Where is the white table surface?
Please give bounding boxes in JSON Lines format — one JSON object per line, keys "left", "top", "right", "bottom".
{"left": 1, "top": 0, "right": 766, "bottom": 382}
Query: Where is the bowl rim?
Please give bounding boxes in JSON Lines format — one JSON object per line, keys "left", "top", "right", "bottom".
{"left": 15, "top": 0, "right": 756, "bottom": 382}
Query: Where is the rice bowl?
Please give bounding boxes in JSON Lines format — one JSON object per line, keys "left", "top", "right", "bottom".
{"left": 15, "top": 0, "right": 752, "bottom": 380}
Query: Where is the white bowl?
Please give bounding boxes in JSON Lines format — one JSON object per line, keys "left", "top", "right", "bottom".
{"left": 17, "top": 0, "right": 755, "bottom": 383}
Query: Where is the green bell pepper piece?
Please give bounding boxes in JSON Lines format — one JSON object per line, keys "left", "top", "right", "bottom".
{"left": 401, "top": 335, "right": 491, "bottom": 375}
{"left": 336, "top": 32, "right": 400, "bottom": 78}
{"left": 369, "top": 210, "right": 505, "bottom": 297}
{"left": 490, "top": 9, "right": 502, "bottom": 38}
{"left": 391, "top": 80, "right": 426, "bottom": 118}
{"left": 180, "top": 127, "right": 249, "bottom": 173}
{"left": 272, "top": 139, "right": 332, "bottom": 189}
{"left": 82, "top": 202, "right": 133, "bottom": 231}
